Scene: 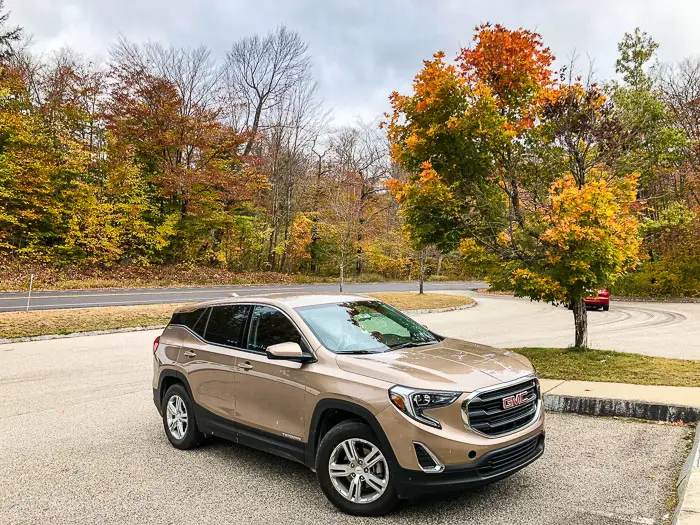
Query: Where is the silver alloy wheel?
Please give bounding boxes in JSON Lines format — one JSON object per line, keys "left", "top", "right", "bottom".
{"left": 328, "top": 438, "right": 389, "bottom": 504}
{"left": 166, "top": 395, "right": 188, "bottom": 440}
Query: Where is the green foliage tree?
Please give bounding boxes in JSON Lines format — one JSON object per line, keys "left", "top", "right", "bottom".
{"left": 0, "top": 67, "right": 60, "bottom": 254}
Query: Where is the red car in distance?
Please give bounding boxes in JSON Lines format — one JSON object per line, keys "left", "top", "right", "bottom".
{"left": 585, "top": 289, "right": 610, "bottom": 311}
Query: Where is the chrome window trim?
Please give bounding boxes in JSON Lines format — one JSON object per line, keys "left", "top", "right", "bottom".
{"left": 246, "top": 304, "right": 316, "bottom": 359}
{"left": 170, "top": 301, "right": 317, "bottom": 361}
{"left": 462, "top": 374, "right": 541, "bottom": 438}
{"left": 412, "top": 442, "right": 445, "bottom": 473}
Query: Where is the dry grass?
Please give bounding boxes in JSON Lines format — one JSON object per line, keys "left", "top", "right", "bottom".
{"left": 0, "top": 258, "right": 402, "bottom": 292}
{"left": 517, "top": 347, "right": 700, "bottom": 387}
{"left": 366, "top": 292, "right": 474, "bottom": 311}
{"left": 0, "top": 303, "right": 184, "bottom": 339}
{"left": 1, "top": 292, "right": 474, "bottom": 340}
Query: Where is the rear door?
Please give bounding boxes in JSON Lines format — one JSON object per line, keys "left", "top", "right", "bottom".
{"left": 233, "top": 305, "right": 308, "bottom": 442}
{"left": 179, "top": 305, "right": 250, "bottom": 422}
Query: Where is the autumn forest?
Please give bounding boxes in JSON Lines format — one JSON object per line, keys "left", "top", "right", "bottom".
{"left": 0, "top": 5, "right": 698, "bottom": 305}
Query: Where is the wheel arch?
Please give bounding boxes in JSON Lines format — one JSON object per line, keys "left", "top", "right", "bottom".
{"left": 155, "top": 369, "right": 193, "bottom": 415}
{"left": 306, "top": 399, "right": 397, "bottom": 470}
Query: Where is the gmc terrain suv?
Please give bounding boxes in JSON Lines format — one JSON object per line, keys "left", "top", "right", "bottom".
{"left": 152, "top": 293, "right": 544, "bottom": 516}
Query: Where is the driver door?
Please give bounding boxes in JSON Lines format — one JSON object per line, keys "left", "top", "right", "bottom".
{"left": 234, "top": 305, "right": 308, "bottom": 443}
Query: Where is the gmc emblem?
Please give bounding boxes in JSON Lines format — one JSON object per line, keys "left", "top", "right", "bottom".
{"left": 502, "top": 391, "right": 528, "bottom": 410}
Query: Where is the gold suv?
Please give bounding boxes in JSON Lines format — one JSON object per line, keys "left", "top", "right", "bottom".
{"left": 152, "top": 293, "right": 544, "bottom": 516}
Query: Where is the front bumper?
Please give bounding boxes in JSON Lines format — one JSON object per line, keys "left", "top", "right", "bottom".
{"left": 393, "top": 432, "right": 545, "bottom": 499}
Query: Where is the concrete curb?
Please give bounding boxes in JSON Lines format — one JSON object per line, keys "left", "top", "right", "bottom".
{"left": 0, "top": 325, "right": 166, "bottom": 344}
{"left": 675, "top": 428, "right": 700, "bottom": 524}
{"left": 544, "top": 394, "right": 700, "bottom": 423}
{"left": 403, "top": 301, "right": 477, "bottom": 315}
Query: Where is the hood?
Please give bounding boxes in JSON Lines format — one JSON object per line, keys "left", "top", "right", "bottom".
{"left": 335, "top": 338, "right": 535, "bottom": 392}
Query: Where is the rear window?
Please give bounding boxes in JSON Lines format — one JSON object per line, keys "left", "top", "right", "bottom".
{"left": 205, "top": 305, "right": 250, "bottom": 348}
{"left": 170, "top": 308, "right": 209, "bottom": 337}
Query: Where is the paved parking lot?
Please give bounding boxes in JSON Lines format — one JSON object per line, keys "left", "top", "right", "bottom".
{"left": 0, "top": 330, "right": 692, "bottom": 524}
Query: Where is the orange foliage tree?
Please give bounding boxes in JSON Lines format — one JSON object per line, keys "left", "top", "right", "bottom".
{"left": 386, "top": 24, "right": 642, "bottom": 347}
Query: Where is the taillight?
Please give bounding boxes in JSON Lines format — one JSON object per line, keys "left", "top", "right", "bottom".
{"left": 153, "top": 336, "right": 160, "bottom": 353}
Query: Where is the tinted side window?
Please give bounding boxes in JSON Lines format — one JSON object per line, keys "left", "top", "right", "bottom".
{"left": 171, "top": 308, "right": 208, "bottom": 337}
{"left": 248, "top": 306, "right": 302, "bottom": 352}
{"left": 205, "top": 305, "right": 250, "bottom": 347}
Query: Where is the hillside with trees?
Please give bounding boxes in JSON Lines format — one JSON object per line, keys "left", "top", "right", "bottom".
{"left": 0, "top": 7, "right": 697, "bottom": 306}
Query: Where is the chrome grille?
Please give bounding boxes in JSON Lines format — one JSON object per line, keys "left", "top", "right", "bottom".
{"left": 464, "top": 377, "right": 540, "bottom": 436}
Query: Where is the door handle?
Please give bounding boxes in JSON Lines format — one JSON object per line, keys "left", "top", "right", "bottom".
{"left": 237, "top": 362, "right": 254, "bottom": 370}
{"left": 183, "top": 350, "right": 197, "bottom": 358}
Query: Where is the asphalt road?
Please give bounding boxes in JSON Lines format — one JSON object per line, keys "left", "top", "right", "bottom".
{"left": 0, "top": 280, "right": 487, "bottom": 312}
{"left": 0, "top": 330, "right": 691, "bottom": 524}
{"left": 422, "top": 292, "right": 700, "bottom": 360}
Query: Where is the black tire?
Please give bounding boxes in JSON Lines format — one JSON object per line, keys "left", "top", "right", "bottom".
{"left": 316, "top": 420, "right": 399, "bottom": 516}
{"left": 602, "top": 305, "right": 609, "bottom": 311}
{"left": 162, "top": 383, "right": 204, "bottom": 450}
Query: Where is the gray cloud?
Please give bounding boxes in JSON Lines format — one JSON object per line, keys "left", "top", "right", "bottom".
{"left": 10, "top": 0, "right": 700, "bottom": 124}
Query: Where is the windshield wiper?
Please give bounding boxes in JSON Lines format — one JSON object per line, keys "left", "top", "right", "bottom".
{"left": 334, "top": 350, "right": 384, "bottom": 355}
{"left": 389, "top": 340, "right": 438, "bottom": 351}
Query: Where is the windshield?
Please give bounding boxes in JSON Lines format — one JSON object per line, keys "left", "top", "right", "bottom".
{"left": 295, "top": 300, "right": 440, "bottom": 353}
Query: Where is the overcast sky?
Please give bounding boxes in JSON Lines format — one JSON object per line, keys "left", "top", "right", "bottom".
{"left": 9, "top": 0, "right": 700, "bottom": 125}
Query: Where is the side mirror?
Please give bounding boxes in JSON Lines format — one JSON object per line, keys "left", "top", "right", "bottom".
{"left": 266, "top": 342, "right": 304, "bottom": 360}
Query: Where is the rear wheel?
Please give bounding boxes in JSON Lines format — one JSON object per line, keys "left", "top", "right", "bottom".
{"left": 316, "top": 420, "right": 399, "bottom": 516}
{"left": 602, "top": 305, "right": 609, "bottom": 311}
{"left": 162, "top": 383, "right": 204, "bottom": 450}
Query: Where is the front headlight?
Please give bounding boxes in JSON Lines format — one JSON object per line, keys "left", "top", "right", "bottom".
{"left": 389, "top": 386, "right": 461, "bottom": 429}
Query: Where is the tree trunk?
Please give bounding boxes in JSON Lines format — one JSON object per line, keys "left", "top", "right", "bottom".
{"left": 436, "top": 254, "right": 442, "bottom": 277}
{"left": 418, "top": 249, "right": 426, "bottom": 295}
{"left": 244, "top": 100, "right": 264, "bottom": 155}
{"left": 572, "top": 299, "right": 588, "bottom": 348}
{"left": 355, "top": 227, "right": 363, "bottom": 276}
{"left": 339, "top": 244, "right": 345, "bottom": 293}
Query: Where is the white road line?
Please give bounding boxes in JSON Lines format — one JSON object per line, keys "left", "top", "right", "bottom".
{"left": 0, "top": 292, "right": 306, "bottom": 311}
{"left": 0, "top": 287, "right": 303, "bottom": 302}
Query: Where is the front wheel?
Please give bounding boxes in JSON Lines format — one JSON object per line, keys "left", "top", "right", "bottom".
{"left": 316, "top": 420, "right": 399, "bottom": 516}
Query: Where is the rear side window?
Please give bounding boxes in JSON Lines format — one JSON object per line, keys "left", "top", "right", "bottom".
{"left": 205, "top": 305, "right": 251, "bottom": 348}
{"left": 171, "top": 308, "right": 209, "bottom": 337}
{"left": 247, "top": 306, "right": 302, "bottom": 352}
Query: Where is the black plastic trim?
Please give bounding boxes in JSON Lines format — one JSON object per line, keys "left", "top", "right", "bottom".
{"left": 155, "top": 369, "right": 193, "bottom": 415}
{"left": 306, "top": 399, "right": 399, "bottom": 471}
{"left": 193, "top": 403, "right": 307, "bottom": 465}
{"left": 392, "top": 433, "right": 545, "bottom": 499}
{"left": 154, "top": 370, "right": 307, "bottom": 465}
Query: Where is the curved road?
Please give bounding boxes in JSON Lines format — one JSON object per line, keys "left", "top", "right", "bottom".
{"left": 0, "top": 281, "right": 487, "bottom": 312}
{"left": 418, "top": 292, "right": 700, "bottom": 360}
{"left": 2, "top": 283, "right": 696, "bottom": 359}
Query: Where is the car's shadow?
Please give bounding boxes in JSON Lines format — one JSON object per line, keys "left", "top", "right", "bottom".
{"left": 197, "top": 435, "right": 502, "bottom": 518}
